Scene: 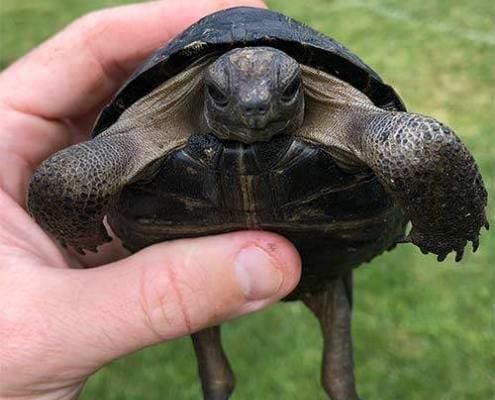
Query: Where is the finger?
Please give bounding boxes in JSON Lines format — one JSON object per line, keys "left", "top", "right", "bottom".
{"left": 20, "top": 231, "right": 300, "bottom": 376}
{"left": 0, "top": 189, "right": 68, "bottom": 268}
{"left": 0, "top": 0, "right": 266, "bottom": 121}
{"left": 0, "top": 108, "right": 70, "bottom": 204}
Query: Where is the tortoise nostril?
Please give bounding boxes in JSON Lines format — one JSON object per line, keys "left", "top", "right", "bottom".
{"left": 242, "top": 102, "right": 269, "bottom": 116}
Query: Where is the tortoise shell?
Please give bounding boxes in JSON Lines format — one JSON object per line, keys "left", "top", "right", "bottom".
{"left": 93, "top": 6, "right": 405, "bottom": 137}
{"left": 89, "top": 7, "right": 411, "bottom": 299}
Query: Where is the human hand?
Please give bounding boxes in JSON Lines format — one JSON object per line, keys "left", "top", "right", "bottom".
{"left": 0, "top": 1, "right": 301, "bottom": 399}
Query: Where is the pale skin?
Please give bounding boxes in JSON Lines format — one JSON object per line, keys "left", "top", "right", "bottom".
{"left": 0, "top": 1, "right": 302, "bottom": 399}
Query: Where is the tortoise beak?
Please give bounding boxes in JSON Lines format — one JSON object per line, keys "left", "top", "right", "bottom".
{"left": 229, "top": 120, "right": 290, "bottom": 144}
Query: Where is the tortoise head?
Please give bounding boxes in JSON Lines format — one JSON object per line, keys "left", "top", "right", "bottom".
{"left": 204, "top": 47, "right": 304, "bottom": 144}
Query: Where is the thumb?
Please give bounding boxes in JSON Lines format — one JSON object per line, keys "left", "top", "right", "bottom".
{"left": 53, "top": 231, "right": 301, "bottom": 369}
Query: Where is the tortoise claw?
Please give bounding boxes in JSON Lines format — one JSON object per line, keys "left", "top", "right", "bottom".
{"left": 410, "top": 225, "right": 483, "bottom": 263}
{"left": 55, "top": 228, "right": 111, "bottom": 255}
{"left": 75, "top": 246, "right": 86, "bottom": 255}
{"left": 395, "top": 234, "right": 411, "bottom": 244}
{"left": 472, "top": 238, "right": 479, "bottom": 253}
{"left": 437, "top": 253, "right": 448, "bottom": 262}
{"left": 484, "top": 220, "right": 490, "bottom": 230}
{"left": 60, "top": 241, "right": 101, "bottom": 255}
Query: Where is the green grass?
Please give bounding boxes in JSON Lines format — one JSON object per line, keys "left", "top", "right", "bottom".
{"left": 1, "top": 0, "right": 494, "bottom": 399}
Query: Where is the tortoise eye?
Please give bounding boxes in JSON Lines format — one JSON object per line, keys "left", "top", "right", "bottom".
{"left": 207, "top": 84, "right": 228, "bottom": 107}
{"left": 281, "top": 78, "right": 301, "bottom": 102}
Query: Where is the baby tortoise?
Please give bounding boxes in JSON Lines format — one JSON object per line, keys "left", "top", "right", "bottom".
{"left": 28, "top": 7, "right": 488, "bottom": 400}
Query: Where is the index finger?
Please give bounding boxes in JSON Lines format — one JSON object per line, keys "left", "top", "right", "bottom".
{"left": 0, "top": 0, "right": 266, "bottom": 121}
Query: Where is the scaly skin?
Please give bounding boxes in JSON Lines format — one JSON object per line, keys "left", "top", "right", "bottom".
{"left": 359, "top": 111, "right": 488, "bottom": 261}
{"left": 27, "top": 133, "right": 162, "bottom": 253}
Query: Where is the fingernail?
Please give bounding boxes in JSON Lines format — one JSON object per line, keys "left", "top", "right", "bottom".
{"left": 234, "top": 246, "right": 283, "bottom": 300}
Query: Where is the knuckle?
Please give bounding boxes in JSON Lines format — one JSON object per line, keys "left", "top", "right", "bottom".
{"left": 71, "top": 10, "right": 107, "bottom": 34}
{"left": 68, "top": 9, "right": 128, "bottom": 81}
{"left": 138, "top": 256, "right": 197, "bottom": 340}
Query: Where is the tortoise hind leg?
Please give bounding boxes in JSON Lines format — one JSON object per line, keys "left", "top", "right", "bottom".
{"left": 191, "top": 325, "right": 235, "bottom": 400}
{"left": 303, "top": 272, "right": 359, "bottom": 400}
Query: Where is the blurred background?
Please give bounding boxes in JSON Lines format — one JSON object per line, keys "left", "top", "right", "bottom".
{"left": 1, "top": 0, "right": 493, "bottom": 399}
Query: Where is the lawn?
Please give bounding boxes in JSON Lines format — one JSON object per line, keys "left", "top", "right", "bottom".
{"left": 1, "top": 0, "right": 493, "bottom": 399}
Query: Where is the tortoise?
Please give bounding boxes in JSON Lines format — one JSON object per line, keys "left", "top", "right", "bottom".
{"left": 27, "top": 6, "right": 488, "bottom": 400}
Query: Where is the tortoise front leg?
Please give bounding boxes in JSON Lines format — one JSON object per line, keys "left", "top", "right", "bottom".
{"left": 303, "top": 273, "right": 359, "bottom": 400}
{"left": 300, "top": 67, "right": 488, "bottom": 260}
{"left": 26, "top": 132, "right": 173, "bottom": 253}
{"left": 302, "top": 104, "right": 487, "bottom": 259}
{"left": 191, "top": 325, "right": 235, "bottom": 400}
{"left": 356, "top": 112, "right": 488, "bottom": 260}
